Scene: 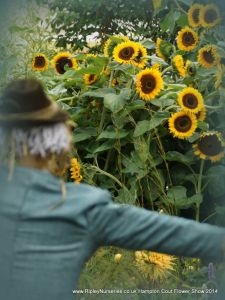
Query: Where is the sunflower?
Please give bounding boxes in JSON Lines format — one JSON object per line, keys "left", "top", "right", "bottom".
{"left": 31, "top": 53, "right": 48, "bottom": 71}
{"left": 83, "top": 74, "right": 97, "bottom": 85}
{"left": 177, "top": 27, "right": 198, "bottom": 52}
{"left": 135, "top": 251, "right": 176, "bottom": 282}
{"left": 52, "top": 52, "right": 78, "bottom": 75}
{"left": 185, "top": 60, "right": 196, "bottom": 76}
{"left": 199, "top": 4, "right": 220, "bottom": 28}
{"left": 136, "top": 68, "right": 164, "bottom": 101}
{"left": 198, "top": 45, "right": 220, "bottom": 68}
{"left": 155, "top": 38, "right": 166, "bottom": 60}
{"left": 188, "top": 3, "right": 203, "bottom": 28}
{"left": 178, "top": 87, "right": 204, "bottom": 114}
{"left": 168, "top": 111, "right": 197, "bottom": 139}
{"left": 173, "top": 55, "right": 186, "bottom": 77}
{"left": 103, "top": 35, "right": 129, "bottom": 57}
{"left": 70, "top": 158, "right": 83, "bottom": 184}
{"left": 193, "top": 132, "right": 225, "bottom": 162}
{"left": 196, "top": 107, "right": 207, "bottom": 121}
{"left": 113, "top": 41, "right": 139, "bottom": 64}
{"left": 133, "top": 43, "right": 148, "bottom": 69}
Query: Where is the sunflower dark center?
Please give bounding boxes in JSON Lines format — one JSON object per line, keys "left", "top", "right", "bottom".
{"left": 141, "top": 74, "right": 156, "bottom": 93}
{"left": 174, "top": 116, "right": 192, "bottom": 132}
{"left": 204, "top": 9, "right": 218, "bottom": 23}
{"left": 202, "top": 50, "right": 214, "bottom": 64}
{"left": 119, "top": 47, "right": 135, "bottom": 60}
{"left": 183, "top": 93, "right": 198, "bottom": 109}
{"left": 56, "top": 57, "right": 72, "bottom": 74}
{"left": 34, "top": 56, "right": 46, "bottom": 68}
{"left": 182, "top": 32, "right": 195, "bottom": 46}
{"left": 192, "top": 9, "right": 200, "bottom": 23}
{"left": 198, "top": 135, "right": 223, "bottom": 156}
{"left": 89, "top": 74, "right": 95, "bottom": 81}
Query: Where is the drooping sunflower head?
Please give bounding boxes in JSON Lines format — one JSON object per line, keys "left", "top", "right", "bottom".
{"left": 198, "top": 45, "right": 220, "bottom": 68}
{"left": 178, "top": 87, "right": 204, "bottom": 114}
{"left": 199, "top": 4, "right": 220, "bottom": 28}
{"left": 193, "top": 132, "right": 225, "bottom": 162}
{"left": 177, "top": 27, "right": 198, "bottom": 52}
{"left": 136, "top": 68, "right": 164, "bottom": 101}
{"left": 188, "top": 3, "right": 204, "bottom": 28}
{"left": 196, "top": 107, "right": 207, "bottom": 122}
{"left": 135, "top": 251, "right": 176, "bottom": 282}
{"left": 52, "top": 52, "right": 78, "bottom": 75}
{"left": 132, "top": 43, "right": 148, "bottom": 69}
{"left": 168, "top": 110, "right": 197, "bottom": 139}
{"left": 155, "top": 38, "right": 166, "bottom": 60}
{"left": 113, "top": 41, "right": 139, "bottom": 64}
{"left": 173, "top": 55, "right": 186, "bottom": 77}
{"left": 83, "top": 74, "right": 98, "bottom": 85}
{"left": 103, "top": 36, "right": 129, "bottom": 57}
{"left": 32, "top": 53, "right": 48, "bottom": 71}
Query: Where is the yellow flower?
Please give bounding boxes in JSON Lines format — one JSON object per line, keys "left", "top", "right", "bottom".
{"left": 52, "top": 52, "right": 78, "bottom": 75}
{"left": 70, "top": 158, "right": 83, "bottom": 184}
{"left": 31, "top": 53, "right": 48, "bottom": 71}
{"left": 83, "top": 74, "right": 97, "bottom": 85}
{"left": 173, "top": 55, "right": 186, "bottom": 77}
{"left": 155, "top": 38, "right": 166, "bottom": 60}
{"left": 103, "top": 35, "right": 129, "bottom": 57}
{"left": 188, "top": 3, "right": 204, "bottom": 28}
{"left": 168, "top": 111, "right": 197, "bottom": 139}
{"left": 113, "top": 41, "right": 139, "bottom": 64}
{"left": 196, "top": 107, "right": 207, "bottom": 122}
{"left": 198, "top": 45, "right": 220, "bottom": 68}
{"left": 177, "top": 27, "right": 198, "bottom": 52}
{"left": 114, "top": 254, "right": 122, "bottom": 263}
{"left": 135, "top": 251, "right": 176, "bottom": 282}
{"left": 136, "top": 68, "right": 164, "bottom": 101}
{"left": 193, "top": 132, "right": 225, "bottom": 162}
{"left": 132, "top": 43, "right": 148, "bottom": 69}
{"left": 112, "top": 78, "right": 119, "bottom": 86}
{"left": 178, "top": 87, "right": 204, "bottom": 114}
{"left": 199, "top": 4, "right": 220, "bottom": 28}
{"left": 152, "top": 0, "right": 161, "bottom": 10}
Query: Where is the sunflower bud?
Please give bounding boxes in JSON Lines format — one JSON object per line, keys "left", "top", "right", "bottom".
{"left": 114, "top": 253, "right": 122, "bottom": 263}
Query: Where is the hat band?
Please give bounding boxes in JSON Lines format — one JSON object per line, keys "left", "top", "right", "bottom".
{"left": 0, "top": 101, "right": 60, "bottom": 121}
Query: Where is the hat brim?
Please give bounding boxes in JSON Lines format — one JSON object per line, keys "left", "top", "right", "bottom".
{"left": 0, "top": 101, "right": 70, "bottom": 128}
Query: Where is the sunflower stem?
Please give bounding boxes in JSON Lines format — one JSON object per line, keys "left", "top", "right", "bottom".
{"left": 196, "top": 159, "right": 205, "bottom": 222}
{"left": 98, "top": 70, "right": 114, "bottom": 134}
{"left": 174, "top": 0, "right": 187, "bottom": 14}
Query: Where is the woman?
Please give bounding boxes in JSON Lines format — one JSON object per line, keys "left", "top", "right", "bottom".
{"left": 0, "top": 79, "right": 224, "bottom": 300}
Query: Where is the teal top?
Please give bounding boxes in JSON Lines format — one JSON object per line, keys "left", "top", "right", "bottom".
{"left": 0, "top": 165, "right": 225, "bottom": 300}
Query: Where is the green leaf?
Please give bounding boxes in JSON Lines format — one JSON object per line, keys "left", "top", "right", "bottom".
{"left": 161, "top": 10, "right": 181, "bottom": 33}
{"left": 141, "top": 40, "right": 155, "bottom": 50}
{"left": 167, "top": 187, "right": 202, "bottom": 209}
{"left": 93, "top": 140, "right": 115, "bottom": 153}
{"left": 104, "top": 88, "right": 131, "bottom": 113}
{"left": 74, "top": 127, "right": 97, "bottom": 143}
{"left": 165, "top": 151, "right": 194, "bottom": 164}
{"left": 134, "top": 112, "right": 169, "bottom": 137}
{"left": 98, "top": 128, "right": 129, "bottom": 140}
